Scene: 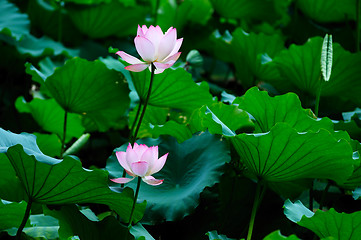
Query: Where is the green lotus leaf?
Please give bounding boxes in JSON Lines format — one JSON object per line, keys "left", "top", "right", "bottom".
{"left": 12, "top": 35, "right": 79, "bottom": 57}
{"left": 130, "top": 223, "right": 155, "bottom": 240}
{"left": 0, "top": 200, "right": 28, "bottom": 230}
{"left": 263, "top": 230, "right": 300, "bottom": 240}
{"left": 284, "top": 200, "right": 361, "bottom": 240}
{"left": 15, "top": 97, "right": 85, "bottom": 144}
{"left": 132, "top": 68, "right": 213, "bottom": 113}
{"left": 6, "top": 214, "right": 60, "bottom": 238}
{"left": 64, "top": 0, "right": 135, "bottom": 5}
{"left": 234, "top": 87, "right": 333, "bottom": 133}
{"left": 206, "top": 230, "right": 235, "bottom": 240}
{"left": 33, "top": 133, "right": 62, "bottom": 158}
{"left": 148, "top": 121, "right": 193, "bottom": 143}
{"left": 6, "top": 144, "right": 145, "bottom": 223}
{"left": 43, "top": 205, "right": 133, "bottom": 239}
{"left": 68, "top": 1, "right": 148, "bottom": 39}
{"left": 283, "top": 199, "right": 314, "bottom": 223}
{"left": 107, "top": 132, "right": 229, "bottom": 222}
{"left": 190, "top": 101, "right": 254, "bottom": 136}
{"left": 0, "top": 128, "right": 145, "bottom": 223}
{"left": 209, "top": 30, "right": 233, "bottom": 63}
{"left": 45, "top": 58, "right": 130, "bottom": 132}
{"left": 296, "top": 0, "right": 356, "bottom": 23}
{"left": 231, "top": 28, "right": 284, "bottom": 89}
{"left": 129, "top": 104, "right": 193, "bottom": 143}
{"left": 231, "top": 123, "right": 354, "bottom": 184}
{"left": 272, "top": 37, "right": 361, "bottom": 106}
{"left": 27, "top": 0, "right": 82, "bottom": 44}
{"left": 25, "top": 58, "right": 62, "bottom": 96}
{"left": 4, "top": 212, "right": 60, "bottom": 238}
{"left": 210, "top": 0, "right": 290, "bottom": 23}
{"left": 157, "top": 0, "right": 213, "bottom": 31}
{"left": 0, "top": 0, "right": 30, "bottom": 40}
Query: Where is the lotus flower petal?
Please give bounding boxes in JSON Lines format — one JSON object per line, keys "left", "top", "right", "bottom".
{"left": 157, "top": 27, "right": 177, "bottom": 61}
{"left": 131, "top": 161, "right": 149, "bottom": 177}
{"left": 115, "top": 25, "right": 182, "bottom": 73}
{"left": 125, "top": 63, "right": 149, "bottom": 72}
{"left": 168, "top": 38, "right": 183, "bottom": 57}
{"left": 110, "top": 177, "right": 135, "bottom": 184}
{"left": 116, "top": 51, "right": 143, "bottom": 65}
{"left": 115, "top": 151, "right": 131, "bottom": 172}
{"left": 142, "top": 176, "right": 163, "bottom": 186}
{"left": 137, "top": 25, "right": 146, "bottom": 37}
{"left": 150, "top": 153, "right": 168, "bottom": 175}
{"left": 145, "top": 25, "right": 164, "bottom": 52}
{"left": 112, "top": 143, "right": 168, "bottom": 186}
{"left": 135, "top": 36, "right": 155, "bottom": 62}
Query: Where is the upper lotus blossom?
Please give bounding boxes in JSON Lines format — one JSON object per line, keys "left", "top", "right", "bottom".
{"left": 116, "top": 25, "right": 183, "bottom": 74}
{"left": 111, "top": 143, "right": 168, "bottom": 186}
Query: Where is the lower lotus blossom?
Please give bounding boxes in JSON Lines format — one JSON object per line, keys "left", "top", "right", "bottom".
{"left": 111, "top": 143, "right": 168, "bottom": 186}
{"left": 116, "top": 25, "right": 183, "bottom": 74}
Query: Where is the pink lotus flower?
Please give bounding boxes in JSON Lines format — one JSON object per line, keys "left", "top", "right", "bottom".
{"left": 116, "top": 25, "right": 183, "bottom": 74}
{"left": 111, "top": 143, "right": 168, "bottom": 186}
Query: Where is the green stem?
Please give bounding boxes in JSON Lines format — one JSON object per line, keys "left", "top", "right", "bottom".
{"left": 131, "top": 63, "right": 155, "bottom": 146}
{"left": 319, "top": 181, "right": 331, "bottom": 210}
{"left": 357, "top": 0, "right": 360, "bottom": 52}
{"left": 128, "top": 176, "right": 142, "bottom": 228}
{"left": 246, "top": 182, "right": 265, "bottom": 240}
{"left": 122, "top": 103, "right": 143, "bottom": 187}
{"left": 309, "top": 181, "right": 314, "bottom": 211}
{"left": 60, "top": 110, "right": 68, "bottom": 158}
{"left": 314, "top": 76, "right": 323, "bottom": 117}
{"left": 130, "top": 103, "right": 143, "bottom": 142}
{"left": 16, "top": 198, "right": 33, "bottom": 240}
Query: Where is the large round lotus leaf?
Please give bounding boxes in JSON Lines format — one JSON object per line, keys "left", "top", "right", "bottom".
{"left": 156, "top": 0, "right": 213, "bottom": 31}
{"left": 284, "top": 200, "right": 361, "bottom": 240}
{"left": 210, "top": 0, "right": 289, "bottom": 23}
{"left": 0, "top": 128, "right": 145, "bottom": 223}
{"left": 0, "top": 0, "right": 30, "bottom": 40}
{"left": 231, "top": 28, "right": 285, "bottom": 89}
{"left": 234, "top": 87, "right": 333, "bottom": 133}
{"left": 272, "top": 37, "right": 361, "bottom": 106}
{"left": 0, "top": 200, "right": 28, "bottom": 230}
{"left": 68, "top": 1, "right": 148, "bottom": 39}
{"left": 45, "top": 58, "right": 130, "bottom": 132}
{"left": 15, "top": 97, "right": 85, "bottom": 143}
{"left": 231, "top": 123, "right": 354, "bottom": 185}
{"left": 296, "top": 0, "right": 356, "bottom": 23}
{"left": 189, "top": 101, "right": 254, "bottom": 136}
{"left": 15, "top": 35, "right": 79, "bottom": 57}
{"left": 132, "top": 68, "right": 213, "bottom": 113}
{"left": 107, "top": 132, "right": 230, "bottom": 222}
{"left": 43, "top": 205, "right": 133, "bottom": 240}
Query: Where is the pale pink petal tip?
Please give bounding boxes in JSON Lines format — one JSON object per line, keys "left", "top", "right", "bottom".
{"left": 125, "top": 63, "right": 150, "bottom": 72}
{"left": 117, "top": 51, "right": 143, "bottom": 65}
{"left": 143, "top": 176, "right": 164, "bottom": 186}
{"left": 110, "top": 177, "right": 135, "bottom": 184}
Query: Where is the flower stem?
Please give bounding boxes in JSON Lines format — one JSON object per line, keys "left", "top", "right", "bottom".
{"left": 314, "top": 76, "right": 323, "bottom": 117}
{"left": 128, "top": 176, "right": 142, "bottom": 228}
{"left": 246, "top": 181, "right": 265, "bottom": 240}
{"left": 131, "top": 63, "right": 155, "bottom": 146}
{"left": 16, "top": 198, "right": 33, "bottom": 239}
{"left": 60, "top": 110, "right": 68, "bottom": 158}
{"left": 130, "top": 103, "right": 143, "bottom": 143}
